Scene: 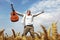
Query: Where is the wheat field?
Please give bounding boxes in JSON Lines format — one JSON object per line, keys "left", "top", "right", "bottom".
{"left": 0, "top": 22, "right": 60, "bottom": 40}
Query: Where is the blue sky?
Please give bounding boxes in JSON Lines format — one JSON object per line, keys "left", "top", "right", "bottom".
{"left": 0, "top": 0, "right": 60, "bottom": 35}
{"left": 0, "top": 0, "right": 42, "bottom": 35}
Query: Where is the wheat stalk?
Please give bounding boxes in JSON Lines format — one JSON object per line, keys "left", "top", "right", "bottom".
{"left": 40, "top": 25, "right": 49, "bottom": 40}
{"left": 12, "top": 29, "right": 16, "bottom": 38}
{"left": 52, "top": 22, "right": 58, "bottom": 40}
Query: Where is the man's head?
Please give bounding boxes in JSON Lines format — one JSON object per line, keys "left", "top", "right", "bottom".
{"left": 27, "top": 10, "right": 31, "bottom": 16}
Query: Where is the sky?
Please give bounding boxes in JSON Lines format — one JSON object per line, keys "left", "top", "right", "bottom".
{"left": 0, "top": 0, "right": 60, "bottom": 35}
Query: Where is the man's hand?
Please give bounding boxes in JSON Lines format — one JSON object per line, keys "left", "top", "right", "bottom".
{"left": 16, "top": 11, "right": 24, "bottom": 17}
{"left": 33, "top": 10, "right": 44, "bottom": 17}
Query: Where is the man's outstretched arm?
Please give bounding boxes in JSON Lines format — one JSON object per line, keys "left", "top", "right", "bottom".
{"left": 16, "top": 11, "right": 24, "bottom": 17}
{"left": 33, "top": 10, "right": 44, "bottom": 17}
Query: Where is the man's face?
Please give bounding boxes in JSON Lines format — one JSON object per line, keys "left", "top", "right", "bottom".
{"left": 27, "top": 10, "right": 31, "bottom": 16}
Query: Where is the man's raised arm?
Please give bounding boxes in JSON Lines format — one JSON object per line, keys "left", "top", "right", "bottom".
{"left": 33, "top": 10, "right": 44, "bottom": 17}
{"left": 16, "top": 11, "right": 24, "bottom": 17}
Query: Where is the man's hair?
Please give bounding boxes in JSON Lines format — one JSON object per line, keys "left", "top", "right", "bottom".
{"left": 27, "top": 10, "right": 31, "bottom": 13}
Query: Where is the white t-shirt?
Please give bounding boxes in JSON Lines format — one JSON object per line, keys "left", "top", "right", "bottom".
{"left": 22, "top": 14, "right": 33, "bottom": 25}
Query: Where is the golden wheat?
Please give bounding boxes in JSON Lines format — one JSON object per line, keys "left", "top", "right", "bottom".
{"left": 52, "top": 22, "right": 58, "bottom": 40}
{"left": 0, "top": 22, "right": 60, "bottom": 40}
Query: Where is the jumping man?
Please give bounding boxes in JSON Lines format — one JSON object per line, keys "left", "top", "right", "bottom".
{"left": 16, "top": 10, "right": 44, "bottom": 38}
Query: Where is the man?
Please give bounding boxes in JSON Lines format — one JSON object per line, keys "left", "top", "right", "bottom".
{"left": 16, "top": 10, "right": 44, "bottom": 38}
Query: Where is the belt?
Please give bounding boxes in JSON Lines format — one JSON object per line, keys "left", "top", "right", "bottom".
{"left": 24, "top": 25, "right": 33, "bottom": 28}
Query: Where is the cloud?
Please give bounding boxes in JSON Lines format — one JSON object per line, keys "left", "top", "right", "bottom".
{"left": 5, "top": 0, "right": 13, "bottom": 4}
{"left": 28, "top": 0, "right": 60, "bottom": 32}
{"left": 21, "top": 0, "right": 29, "bottom": 5}
{"left": 29, "top": 0, "right": 60, "bottom": 13}
{"left": 6, "top": 0, "right": 11, "bottom": 3}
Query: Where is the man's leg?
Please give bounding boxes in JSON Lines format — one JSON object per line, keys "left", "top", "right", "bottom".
{"left": 30, "top": 27, "right": 35, "bottom": 38}
{"left": 22, "top": 26, "right": 29, "bottom": 36}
